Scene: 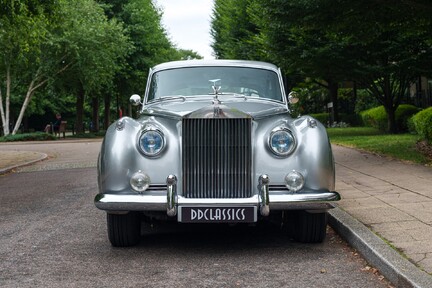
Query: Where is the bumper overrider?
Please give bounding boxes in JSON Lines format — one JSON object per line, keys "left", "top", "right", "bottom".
{"left": 95, "top": 174, "right": 340, "bottom": 222}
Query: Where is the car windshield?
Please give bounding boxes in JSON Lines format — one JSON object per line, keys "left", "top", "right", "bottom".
{"left": 147, "top": 66, "right": 284, "bottom": 102}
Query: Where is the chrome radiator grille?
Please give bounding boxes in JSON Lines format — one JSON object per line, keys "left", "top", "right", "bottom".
{"left": 182, "top": 118, "right": 252, "bottom": 198}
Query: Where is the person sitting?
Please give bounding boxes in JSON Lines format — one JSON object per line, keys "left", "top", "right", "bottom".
{"left": 44, "top": 113, "right": 62, "bottom": 133}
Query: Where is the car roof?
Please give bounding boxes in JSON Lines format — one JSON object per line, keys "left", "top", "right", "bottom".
{"left": 151, "top": 59, "right": 280, "bottom": 73}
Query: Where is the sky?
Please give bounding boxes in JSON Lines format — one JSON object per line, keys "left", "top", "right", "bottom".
{"left": 155, "top": 0, "right": 215, "bottom": 59}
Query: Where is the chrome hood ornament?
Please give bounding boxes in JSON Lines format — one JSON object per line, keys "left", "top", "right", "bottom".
{"left": 209, "top": 79, "right": 222, "bottom": 105}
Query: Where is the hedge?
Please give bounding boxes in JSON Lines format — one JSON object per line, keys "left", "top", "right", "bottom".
{"left": 360, "top": 104, "right": 421, "bottom": 133}
{"left": 0, "top": 132, "right": 57, "bottom": 142}
{"left": 309, "top": 113, "right": 361, "bottom": 126}
{"left": 412, "top": 107, "right": 432, "bottom": 143}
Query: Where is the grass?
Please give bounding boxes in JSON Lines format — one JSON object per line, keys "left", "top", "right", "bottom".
{"left": 327, "top": 127, "right": 432, "bottom": 165}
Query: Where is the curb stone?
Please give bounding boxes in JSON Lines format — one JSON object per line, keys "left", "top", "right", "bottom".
{"left": 0, "top": 152, "right": 48, "bottom": 175}
{"left": 329, "top": 207, "right": 432, "bottom": 288}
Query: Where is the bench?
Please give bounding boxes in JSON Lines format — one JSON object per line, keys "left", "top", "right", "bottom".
{"left": 54, "top": 121, "right": 67, "bottom": 138}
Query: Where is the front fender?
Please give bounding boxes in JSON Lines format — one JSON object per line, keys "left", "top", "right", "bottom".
{"left": 254, "top": 115, "right": 335, "bottom": 191}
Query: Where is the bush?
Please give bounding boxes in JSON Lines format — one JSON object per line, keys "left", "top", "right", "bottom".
{"left": 360, "top": 106, "right": 388, "bottom": 131}
{"left": 310, "top": 113, "right": 329, "bottom": 125}
{"left": 396, "top": 105, "right": 422, "bottom": 132}
{"left": 310, "top": 113, "right": 360, "bottom": 127}
{"left": 0, "top": 132, "right": 57, "bottom": 142}
{"left": 360, "top": 104, "right": 420, "bottom": 133}
{"left": 412, "top": 107, "right": 432, "bottom": 143}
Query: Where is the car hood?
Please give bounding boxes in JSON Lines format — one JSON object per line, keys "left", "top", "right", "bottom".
{"left": 141, "top": 98, "right": 289, "bottom": 119}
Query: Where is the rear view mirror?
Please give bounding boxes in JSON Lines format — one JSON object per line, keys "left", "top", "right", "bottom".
{"left": 130, "top": 94, "right": 142, "bottom": 106}
{"left": 288, "top": 91, "right": 299, "bottom": 104}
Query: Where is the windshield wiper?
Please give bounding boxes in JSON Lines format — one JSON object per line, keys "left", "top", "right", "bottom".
{"left": 153, "top": 95, "right": 186, "bottom": 102}
{"left": 216, "top": 92, "right": 248, "bottom": 100}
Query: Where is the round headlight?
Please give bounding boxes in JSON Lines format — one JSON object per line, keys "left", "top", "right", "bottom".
{"left": 139, "top": 129, "right": 165, "bottom": 156}
{"left": 269, "top": 128, "right": 295, "bottom": 156}
{"left": 285, "top": 171, "right": 305, "bottom": 192}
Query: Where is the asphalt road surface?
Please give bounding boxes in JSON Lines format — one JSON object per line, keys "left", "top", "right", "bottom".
{"left": 0, "top": 159, "right": 391, "bottom": 287}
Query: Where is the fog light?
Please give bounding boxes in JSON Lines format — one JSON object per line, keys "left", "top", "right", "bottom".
{"left": 285, "top": 171, "right": 304, "bottom": 192}
{"left": 130, "top": 170, "right": 150, "bottom": 192}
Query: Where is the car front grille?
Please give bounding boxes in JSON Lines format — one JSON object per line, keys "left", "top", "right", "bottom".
{"left": 182, "top": 118, "right": 252, "bottom": 198}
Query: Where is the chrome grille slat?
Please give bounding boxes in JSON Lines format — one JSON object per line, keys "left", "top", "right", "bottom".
{"left": 182, "top": 118, "right": 252, "bottom": 198}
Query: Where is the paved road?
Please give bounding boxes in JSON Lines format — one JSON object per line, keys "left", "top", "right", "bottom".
{"left": 0, "top": 141, "right": 391, "bottom": 287}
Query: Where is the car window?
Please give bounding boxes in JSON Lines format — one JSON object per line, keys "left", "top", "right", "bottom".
{"left": 147, "top": 66, "right": 283, "bottom": 102}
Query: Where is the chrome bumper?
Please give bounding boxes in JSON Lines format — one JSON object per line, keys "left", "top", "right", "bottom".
{"left": 95, "top": 174, "right": 341, "bottom": 215}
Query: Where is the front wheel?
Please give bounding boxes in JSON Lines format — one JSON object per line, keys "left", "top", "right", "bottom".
{"left": 293, "top": 211, "right": 328, "bottom": 243}
{"left": 107, "top": 212, "right": 141, "bottom": 247}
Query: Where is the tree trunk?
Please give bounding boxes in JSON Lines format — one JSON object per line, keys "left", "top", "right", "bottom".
{"left": 104, "top": 93, "right": 110, "bottom": 130}
{"left": 0, "top": 66, "right": 11, "bottom": 136}
{"left": 385, "top": 106, "right": 398, "bottom": 134}
{"left": 0, "top": 85, "right": 8, "bottom": 136}
{"left": 383, "top": 75, "right": 398, "bottom": 134}
{"left": 12, "top": 79, "right": 37, "bottom": 135}
{"left": 328, "top": 80, "right": 339, "bottom": 123}
{"left": 75, "top": 84, "right": 85, "bottom": 134}
{"left": 91, "top": 96, "right": 99, "bottom": 132}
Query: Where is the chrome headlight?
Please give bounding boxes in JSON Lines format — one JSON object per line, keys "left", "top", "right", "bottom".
{"left": 138, "top": 127, "right": 165, "bottom": 156}
{"left": 269, "top": 127, "right": 296, "bottom": 156}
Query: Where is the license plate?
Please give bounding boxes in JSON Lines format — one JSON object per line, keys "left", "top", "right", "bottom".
{"left": 179, "top": 206, "right": 257, "bottom": 223}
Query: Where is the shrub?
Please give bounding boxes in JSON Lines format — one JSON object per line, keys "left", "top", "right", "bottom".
{"left": 310, "top": 113, "right": 360, "bottom": 127}
{"left": 412, "top": 107, "right": 432, "bottom": 143}
{"left": 360, "top": 104, "right": 420, "bottom": 133}
{"left": 360, "top": 106, "right": 388, "bottom": 131}
{"left": 310, "top": 113, "right": 329, "bottom": 125}
{"left": 0, "top": 132, "right": 57, "bottom": 142}
{"left": 396, "top": 105, "right": 422, "bottom": 132}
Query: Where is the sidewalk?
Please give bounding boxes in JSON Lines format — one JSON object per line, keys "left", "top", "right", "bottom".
{"left": 331, "top": 145, "right": 432, "bottom": 287}
{"left": 0, "top": 140, "right": 431, "bottom": 286}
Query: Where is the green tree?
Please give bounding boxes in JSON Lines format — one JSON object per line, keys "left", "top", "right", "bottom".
{"left": 211, "top": 0, "right": 261, "bottom": 60}
{"left": 52, "top": 0, "right": 129, "bottom": 133}
{"left": 99, "top": 0, "right": 182, "bottom": 127}
{"left": 0, "top": 0, "right": 128, "bottom": 135}
{"left": 0, "top": 0, "right": 60, "bottom": 135}
{"left": 334, "top": 0, "right": 432, "bottom": 132}
{"left": 211, "top": 0, "right": 432, "bottom": 132}
{"left": 251, "top": 0, "right": 432, "bottom": 132}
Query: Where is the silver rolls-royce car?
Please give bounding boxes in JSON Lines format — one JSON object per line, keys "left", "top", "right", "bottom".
{"left": 95, "top": 60, "right": 340, "bottom": 247}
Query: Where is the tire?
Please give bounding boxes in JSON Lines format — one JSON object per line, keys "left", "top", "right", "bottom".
{"left": 293, "top": 211, "right": 328, "bottom": 243}
{"left": 107, "top": 212, "right": 141, "bottom": 247}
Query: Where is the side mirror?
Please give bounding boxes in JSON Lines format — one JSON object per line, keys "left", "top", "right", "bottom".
{"left": 288, "top": 91, "right": 299, "bottom": 104}
{"left": 130, "top": 94, "right": 142, "bottom": 106}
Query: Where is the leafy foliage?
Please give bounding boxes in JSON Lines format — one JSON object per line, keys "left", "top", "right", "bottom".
{"left": 97, "top": 0, "right": 187, "bottom": 128}
{"left": 211, "top": 0, "right": 261, "bottom": 60}
{"left": 211, "top": 0, "right": 432, "bottom": 133}
{"left": 412, "top": 107, "right": 432, "bottom": 143}
{"left": 360, "top": 105, "right": 420, "bottom": 133}
{"left": 0, "top": 131, "right": 56, "bottom": 142}
{"left": 1, "top": 0, "right": 181, "bottom": 135}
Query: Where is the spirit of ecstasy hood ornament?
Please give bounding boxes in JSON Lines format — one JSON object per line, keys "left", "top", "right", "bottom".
{"left": 209, "top": 79, "right": 221, "bottom": 105}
